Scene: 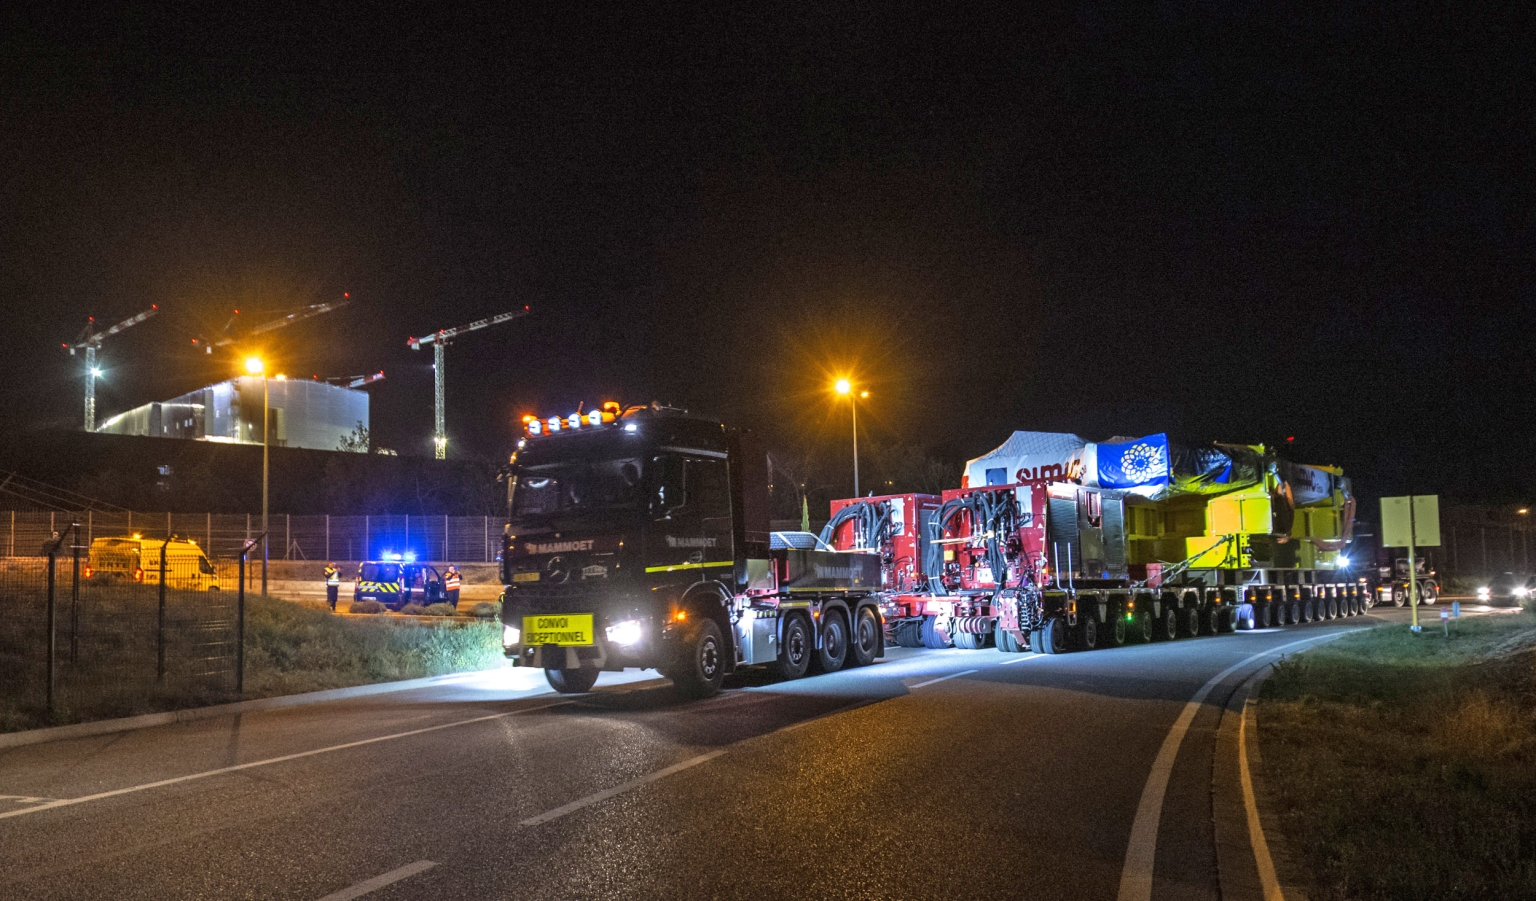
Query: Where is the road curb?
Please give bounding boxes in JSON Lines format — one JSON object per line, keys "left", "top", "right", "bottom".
{"left": 0, "top": 670, "right": 492, "bottom": 751}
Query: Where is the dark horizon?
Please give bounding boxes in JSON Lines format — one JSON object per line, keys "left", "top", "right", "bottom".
{"left": 2, "top": 4, "right": 1531, "bottom": 506}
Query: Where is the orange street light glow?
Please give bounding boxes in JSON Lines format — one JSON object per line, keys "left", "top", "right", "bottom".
{"left": 244, "top": 357, "right": 264, "bottom": 375}
{"left": 834, "top": 378, "right": 852, "bottom": 395}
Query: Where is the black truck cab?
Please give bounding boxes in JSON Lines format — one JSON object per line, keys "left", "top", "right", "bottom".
{"left": 501, "top": 405, "right": 884, "bottom": 697}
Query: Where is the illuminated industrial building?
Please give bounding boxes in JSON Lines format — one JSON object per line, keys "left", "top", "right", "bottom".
{"left": 94, "top": 376, "right": 368, "bottom": 452}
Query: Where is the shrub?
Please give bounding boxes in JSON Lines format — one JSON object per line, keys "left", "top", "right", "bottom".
{"left": 471, "top": 601, "right": 500, "bottom": 619}
{"left": 349, "top": 600, "right": 386, "bottom": 614}
{"left": 424, "top": 603, "right": 457, "bottom": 616}
{"left": 398, "top": 603, "right": 428, "bottom": 616}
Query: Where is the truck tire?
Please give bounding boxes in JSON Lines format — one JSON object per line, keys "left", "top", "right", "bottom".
{"left": 1215, "top": 606, "right": 1236, "bottom": 633}
{"left": 952, "top": 631, "right": 985, "bottom": 650}
{"left": 895, "top": 620, "right": 922, "bottom": 648}
{"left": 545, "top": 667, "right": 599, "bottom": 693}
{"left": 672, "top": 618, "right": 726, "bottom": 699}
{"left": 1135, "top": 610, "right": 1155, "bottom": 642}
{"left": 1077, "top": 615, "right": 1098, "bottom": 651}
{"left": 1101, "top": 609, "right": 1127, "bottom": 648}
{"left": 1155, "top": 606, "right": 1178, "bottom": 641}
{"left": 920, "top": 615, "right": 952, "bottom": 650}
{"left": 1420, "top": 581, "right": 1439, "bottom": 605}
{"left": 1255, "top": 602, "right": 1273, "bottom": 629}
{"left": 1040, "top": 617, "right": 1067, "bottom": 654}
{"left": 849, "top": 606, "right": 881, "bottom": 667}
{"left": 812, "top": 610, "right": 849, "bottom": 673}
{"left": 768, "top": 614, "right": 812, "bottom": 680}
{"left": 995, "top": 623, "right": 1022, "bottom": 652}
{"left": 1180, "top": 605, "right": 1201, "bottom": 638}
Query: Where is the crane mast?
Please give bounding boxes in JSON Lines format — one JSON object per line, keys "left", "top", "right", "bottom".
{"left": 68, "top": 305, "right": 160, "bottom": 431}
{"left": 408, "top": 307, "right": 530, "bottom": 459}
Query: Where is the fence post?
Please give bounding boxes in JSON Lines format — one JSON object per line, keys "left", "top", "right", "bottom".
{"left": 246, "top": 513, "right": 251, "bottom": 545}
{"left": 206, "top": 512, "right": 212, "bottom": 551}
{"left": 325, "top": 514, "right": 330, "bottom": 560}
{"left": 157, "top": 539, "right": 168, "bottom": 682}
{"left": 484, "top": 516, "right": 489, "bottom": 563}
{"left": 238, "top": 539, "right": 257, "bottom": 698}
{"left": 286, "top": 514, "right": 291, "bottom": 560}
{"left": 70, "top": 521, "right": 81, "bottom": 664}
{"left": 404, "top": 515, "right": 409, "bottom": 552}
{"left": 167, "top": 511, "right": 172, "bottom": 539}
{"left": 46, "top": 544, "right": 57, "bottom": 720}
{"left": 87, "top": 509, "right": 92, "bottom": 546}
{"left": 8, "top": 510, "right": 13, "bottom": 557}
{"left": 444, "top": 514, "right": 449, "bottom": 562}
{"left": 365, "top": 515, "right": 370, "bottom": 559}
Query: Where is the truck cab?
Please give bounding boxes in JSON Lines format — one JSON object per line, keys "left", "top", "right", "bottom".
{"left": 501, "top": 404, "right": 885, "bottom": 697}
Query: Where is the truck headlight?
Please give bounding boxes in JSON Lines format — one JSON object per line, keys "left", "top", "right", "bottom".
{"left": 1477, "top": 587, "right": 1490, "bottom": 599}
{"left": 606, "top": 619, "right": 644, "bottom": 646}
{"left": 1515, "top": 587, "right": 1529, "bottom": 598}
{"left": 502, "top": 625, "right": 520, "bottom": 648}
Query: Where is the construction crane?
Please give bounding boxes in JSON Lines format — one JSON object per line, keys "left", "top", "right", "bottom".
{"left": 408, "top": 307, "right": 530, "bottom": 459}
{"left": 66, "top": 305, "right": 160, "bottom": 431}
{"left": 204, "top": 297, "right": 352, "bottom": 351}
{"left": 317, "top": 371, "right": 386, "bottom": 389}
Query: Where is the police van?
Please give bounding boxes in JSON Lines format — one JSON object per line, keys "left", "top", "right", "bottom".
{"left": 354, "top": 556, "right": 448, "bottom": 610}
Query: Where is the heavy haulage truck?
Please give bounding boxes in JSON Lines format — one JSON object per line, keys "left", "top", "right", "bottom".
{"left": 825, "top": 430, "right": 1367, "bottom": 654}
{"left": 500, "top": 404, "right": 886, "bottom": 697}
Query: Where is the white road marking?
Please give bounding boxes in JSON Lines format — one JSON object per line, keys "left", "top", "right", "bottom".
{"left": 1115, "top": 629, "right": 1359, "bottom": 901}
{"left": 1240, "top": 697, "right": 1287, "bottom": 901}
{"left": 519, "top": 750, "right": 728, "bottom": 827}
{"left": 1001, "top": 653, "right": 1044, "bottom": 664}
{"left": 0, "top": 701, "right": 568, "bottom": 821}
{"left": 911, "top": 669, "right": 978, "bottom": 688}
{"left": 315, "top": 860, "right": 436, "bottom": 901}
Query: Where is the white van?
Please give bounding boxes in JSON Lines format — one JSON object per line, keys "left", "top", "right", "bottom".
{"left": 84, "top": 536, "right": 221, "bottom": 592}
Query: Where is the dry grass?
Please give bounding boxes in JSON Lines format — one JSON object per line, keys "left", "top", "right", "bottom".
{"left": 1259, "top": 611, "right": 1536, "bottom": 900}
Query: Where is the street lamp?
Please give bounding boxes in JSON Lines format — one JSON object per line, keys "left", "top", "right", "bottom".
{"left": 833, "top": 379, "right": 869, "bottom": 497}
{"left": 245, "top": 356, "right": 269, "bottom": 595}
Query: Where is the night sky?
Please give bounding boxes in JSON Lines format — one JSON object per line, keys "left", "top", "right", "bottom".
{"left": 2, "top": 4, "right": 1531, "bottom": 504}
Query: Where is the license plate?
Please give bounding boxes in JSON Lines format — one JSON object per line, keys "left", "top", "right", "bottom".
{"left": 523, "top": 614, "right": 594, "bottom": 646}
{"left": 512, "top": 571, "right": 541, "bottom": 583}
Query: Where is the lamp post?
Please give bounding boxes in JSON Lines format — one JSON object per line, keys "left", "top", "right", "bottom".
{"left": 834, "top": 379, "right": 869, "bottom": 497}
{"left": 245, "top": 357, "right": 269, "bottom": 595}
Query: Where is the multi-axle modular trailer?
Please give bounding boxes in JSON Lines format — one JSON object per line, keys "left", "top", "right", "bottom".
{"left": 825, "top": 430, "right": 1366, "bottom": 655}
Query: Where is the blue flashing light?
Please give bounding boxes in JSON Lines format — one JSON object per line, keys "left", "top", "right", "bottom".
{"left": 382, "top": 551, "right": 403, "bottom": 561}
{"left": 402, "top": 551, "right": 417, "bottom": 562}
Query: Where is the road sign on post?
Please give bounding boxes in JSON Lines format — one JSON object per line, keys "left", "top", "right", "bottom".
{"left": 1381, "top": 495, "right": 1440, "bottom": 634}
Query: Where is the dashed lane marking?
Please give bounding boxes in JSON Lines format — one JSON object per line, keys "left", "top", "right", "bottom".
{"left": 910, "top": 669, "right": 978, "bottom": 688}
{"left": 519, "top": 751, "right": 728, "bottom": 827}
{"left": 0, "top": 701, "right": 569, "bottom": 821}
{"left": 315, "top": 860, "right": 436, "bottom": 901}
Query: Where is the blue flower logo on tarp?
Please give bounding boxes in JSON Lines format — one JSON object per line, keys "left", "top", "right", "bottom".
{"left": 1097, "top": 434, "right": 1171, "bottom": 488}
{"left": 1121, "top": 442, "right": 1165, "bottom": 483}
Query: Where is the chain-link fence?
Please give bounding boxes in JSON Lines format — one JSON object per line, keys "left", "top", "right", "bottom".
{"left": 0, "top": 523, "right": 258, "bottom": 729}
{"left": 0, "top": 511, "right": 508, "bottom": 562}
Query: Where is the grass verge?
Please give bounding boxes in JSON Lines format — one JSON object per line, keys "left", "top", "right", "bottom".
{"left": 1258, "top": 610, "right": 1536, "bottom": 900}
{"left": 1, "top": 594, "right": 504, "bottom": 732}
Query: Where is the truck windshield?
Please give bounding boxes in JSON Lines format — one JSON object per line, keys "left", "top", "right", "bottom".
{"left": 511, "top": 458, "right": 644, "bottom": 521}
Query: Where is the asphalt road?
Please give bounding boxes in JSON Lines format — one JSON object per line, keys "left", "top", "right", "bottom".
{"left": 0, "top": 605, "right": 1448, "bottom": 900}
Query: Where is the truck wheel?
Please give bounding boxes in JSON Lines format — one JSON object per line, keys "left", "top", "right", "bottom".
{"left": 848, "top": 606, "right": 881, "bottom": 666}
{"left": 894, "top": 620, "right": 918, "bottom": 648}
{"left": 1101, "top": 610, "right": 1127, "bottom": 648}
{"left": 672, "top": 618, "right": 726, "bottom": 699}
{"left": 1180, "top": 605, "right": 1201, "bottom": 637}
{"left": 1420, "top": 582, "right": 1438, "bottom": 605}
{"left": 1155, "top": 606, "right": 1178, "bottom": 641}
{"left": 1389, "top": 586, "right": 1406, "bottom": 607}
{"left": 1136, "top": 610, "right": 1155, "bottom": 642}
{"left": 1215, "top": 606, "right": 1236, "bottom": 633}
{"left": 920, "top": 615, "right": 953, "bottom": 649}
{"left": 545, "top": 667, "right": 599, "bottom": 693}
{"left": 768, "top": 614, "right": 812, "bottom": 680}
{"left": 811, "top": 610, "right": 849, "bottom": 674}
{"left": 1041, "top": 617, "right": 1067, "bottom": 654}
{"left": 1254, "top": 602, "right": 1272, "bottom": 629}
{"left": 952, "top": 631, "right": 983, "bottom": 650}
{"left": 1077, "top": 615, "right": 1098, "bottom": 651}
{"left": 995, "top": 623, "right": 1022, "bottom": 653}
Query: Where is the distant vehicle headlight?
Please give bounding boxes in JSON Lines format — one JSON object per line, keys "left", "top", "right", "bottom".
{"left": 1477, "top": 587, "right": 1491, "bottom": 599}
{"left": 606, "top": 619, "right": 644, "bottom": 646}
{"left": 502, "top": 624, "right": 520, "bottom": 648}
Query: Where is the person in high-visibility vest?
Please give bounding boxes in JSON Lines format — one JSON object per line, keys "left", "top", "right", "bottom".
{"left": 444, "top": 565, "right": 462, "bottom": 608}
{"left": 324, "top": 562, "right": 341, "bottom": 610}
